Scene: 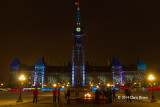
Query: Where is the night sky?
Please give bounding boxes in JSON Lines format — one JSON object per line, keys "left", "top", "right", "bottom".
{"left": 0, "top": 0, "right": 160, "bottom": 83}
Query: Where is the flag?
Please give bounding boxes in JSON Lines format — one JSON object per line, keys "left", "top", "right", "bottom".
{"left": 75, "top": 2, "right": 79, "bottom": 5}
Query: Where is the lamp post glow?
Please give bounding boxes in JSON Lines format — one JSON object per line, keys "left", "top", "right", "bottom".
{"left": 148, "top": 75, "right": 157, "bottom": 103}
{"left": 148, "top": 75, "right": 154, "bottom": 80}
{"left": 53, "top": 84, "right": 57, "bottom": 87}
{"left": 19, "top": 75, "right": 26, "bottom": 81}
{"left": 17, "top": 75, "right": 26, "bottom": 103}
{"left": 1, "top": 83, "right": 3, "bottom": 86}
{"left": 107, "top": 84, "right": 110, "bottom": 87}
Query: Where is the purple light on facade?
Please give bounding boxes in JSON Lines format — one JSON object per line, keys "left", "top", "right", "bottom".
{"left": 119, "top": 71, "right": 124, "bottom": 86}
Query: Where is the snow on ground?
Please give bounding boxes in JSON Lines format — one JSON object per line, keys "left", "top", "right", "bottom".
{"left": 0, "top": 91, "right": 53, "bottom": 106}
{"left": 116, "top": 90, "right": 160, "bottom": 103}
{"left": 0, "top": 90, "right": 160, "bottom": 106}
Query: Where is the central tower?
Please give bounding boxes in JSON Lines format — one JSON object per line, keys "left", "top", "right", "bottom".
{"left": 72, "top": 2, "right": 85, "bottom": 87}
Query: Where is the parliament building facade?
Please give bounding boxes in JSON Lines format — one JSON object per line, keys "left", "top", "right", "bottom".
{"left": 9, "top": 4, "right": 147, "bottom": 88}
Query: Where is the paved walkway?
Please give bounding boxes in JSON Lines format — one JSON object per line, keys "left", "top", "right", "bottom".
{"left": 5, "top": 96, "right": 160, "bottom": 107}
{"left": 1, "top": 91, "right": 160, "bottom": 107}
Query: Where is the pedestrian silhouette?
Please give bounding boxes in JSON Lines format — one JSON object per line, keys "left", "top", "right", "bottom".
{"left": 76, "top": 90, "right": 79, "bottom": 97}
{"left": 95, "top": 88, "right": 101, "bottom": 105}
{"left": 58, "top": 88, "right": 61, "bottom": 102}
{"left": 125, "top": 89, "right": 131, "bottom": 103}
{"left": 108, "top": 88, "right": 112, "bottom": 103}
{"left": 112, "top": 89, "right": 116, "bottom": 100}
{"left": 67, "top": 89, "right": 71, "bottom": 104}
{"left": 53, "top": 88, "right": 58, "bottom": 103}
{"left": 33, "top": 87, "right": 39, "bottom": 103}
{"left": 64, "top": 88, "right": 67, "bottom": 99}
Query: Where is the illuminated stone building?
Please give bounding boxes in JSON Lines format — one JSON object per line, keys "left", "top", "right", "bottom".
{"left": 9, "top": 3, "right": 146, "bottom": 88}
{"left": 9, "top": 57, "right": 146, "bottom": 88}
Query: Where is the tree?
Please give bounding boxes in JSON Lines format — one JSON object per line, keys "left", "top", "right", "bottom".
{"left": 114, "top": 76, "right": 121, "bottom": 83}
{"left": 124, "top": 74, "right": 134, "bottom": 87}
{"left": 59, "top": 74, "right": 70, "bottom": 84}
{"left": 134, "top": 73, "right": 145, "bottom": 87}
{"left": 86, "top": 75, "right": 93, "bottom": 84}
{"left": 97, "top": 75, "right": 107, "bottom": 85}
{"left": 125, "top": 74, "right": 133, "bottom": 82}
{"left": 134, "top": 74, "right": 144, "bottom": 82}
{"left": 48, "top": 76, "right": 57, "bottom": 84}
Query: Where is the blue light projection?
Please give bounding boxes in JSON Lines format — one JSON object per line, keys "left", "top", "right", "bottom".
{"left": 112, "top": 58, "right": 123, "bottom": 87}
{"left": 40, "top": 88, "right": 66, "bottom": 91}
{"left": 76, "top": 7, "right": 81, "bottom": 24}
{"left": 120, "top": 71, "right": 123, "bottom": 85}
{"left": 34, "top": 58, "right": 45, "bottom": 88}
{"left": 72, "top": 4, "right": 85, "bottom": 87}
{"left": 137, "top": 58, "right": 146, "bottom": 71}
{"left": 75, "top": 35, "right": 82, "bottom": 37}
{"left": 72, "top": 65, "right": 75, "bottom": 87}
{"left": 34, "top": 71, "right": 38, "bottom": 86}
{"left": 10, "top": 58, "right": 20, "bottom": 69}
{"left": 91, "top": 87, "right": 119, "bottom": 91}
{"left": 82, "top": 66, "right": 85, "bottom": 86}
{"left": 72, "top": 49, "right": 75, "bottom": 87}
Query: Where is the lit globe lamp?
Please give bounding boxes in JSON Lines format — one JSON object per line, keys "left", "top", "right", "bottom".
{"left": 17, "top": 75, "right": 26, "bottom": 103}
{"left": 148, "top": 75, "right": 157, "bottom": 103}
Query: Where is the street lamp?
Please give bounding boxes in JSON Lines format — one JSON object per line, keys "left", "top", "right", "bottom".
{"left": 17, "top": 75, "right": 26, "bottom": 103}
{"left": 148, "top": 75, "right": 157, "bottom": 103}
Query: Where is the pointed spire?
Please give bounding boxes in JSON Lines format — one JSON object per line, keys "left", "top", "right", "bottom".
{"left": 75, "top": 1, "right": 81, "bottom": 26}
{"left": 36, "top": 58, "right": 45, "bottom": 66}
{"left": 77, "top": 5, "right": 80, "bottom": 10}
{"left": 112, "top": 58, "right": 120, "bottom": 66}
{"left": 73, "top": 1, "right": 85, "bottom": 36}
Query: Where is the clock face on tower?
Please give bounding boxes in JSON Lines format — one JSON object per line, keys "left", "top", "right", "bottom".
{"left": 76, "top": 27, "right": 81, "bottom": 32}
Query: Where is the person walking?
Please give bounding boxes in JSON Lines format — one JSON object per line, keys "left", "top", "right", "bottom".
{"left": 104, "top": 89, "right": 109, "bottom": 104}
{"left": 58, "top": 88, "right": 61, "bottom": 102}
{"left": 76, "top": 90, "right": 79, "bottom": 97}
{"left": 95, "top": 88, "right": 101, "bottom": 105}
{"left": 64, "top": 88, "right": 67, "bottom": 100}
{"left": 125, "top": 89, "right": 131, "bottom": 103}
{"left": 33, "top": 87, "right": 39, "bottom": 103}
{"left": 108, "top": 88, "right": 112, "bottom": 103}
{"left": 102, "top": 89, "right": 105, "bottom": 99}
{"left": 53, "top": 88, "right": 58, "bottom": 103}
{"left": 112, "top": 89, "right": 116, "bottom": 100}
{"left": 67, "top": 89, "right": 71, "bottom": 104}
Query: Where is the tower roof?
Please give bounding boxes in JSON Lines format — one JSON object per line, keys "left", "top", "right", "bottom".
{"left": 76, "top": 5, "right": 81, "bottom": 25}
{"left": 112, "top": 58, "right": 121, "bottom": 66}
{"left": 36, "top": 58, "right": 45, "bottom": 66}
{"left": 137, "top": 58, "right": 144, "bottom": 65}
{"left": 12, "top": 58, "right": 20, "bottom": 65}
{"left": 73, "top": 1, "right": 85, "bottom": 36}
